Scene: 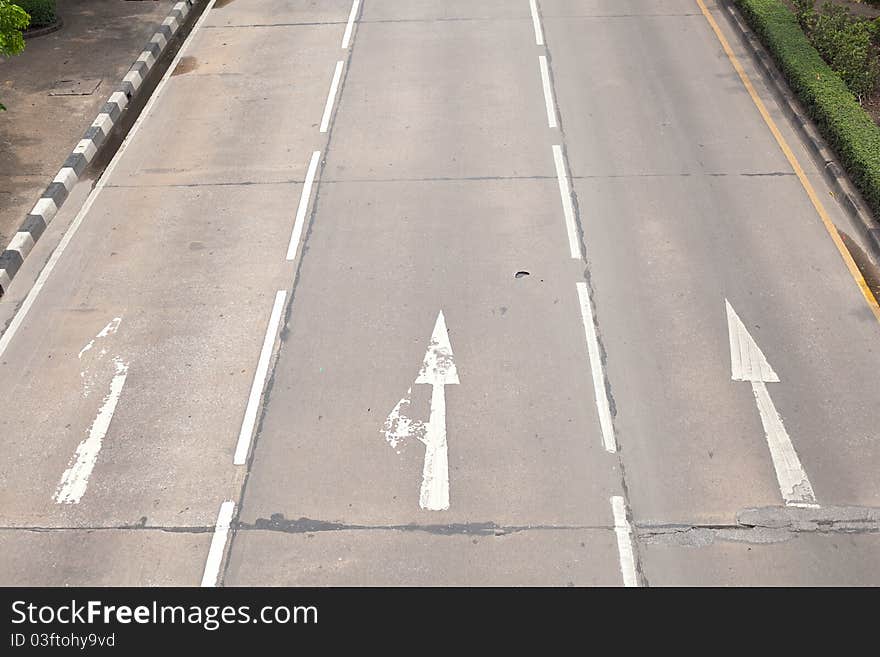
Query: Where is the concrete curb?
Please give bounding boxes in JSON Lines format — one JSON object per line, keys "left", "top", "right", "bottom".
{"left": 722, "top": 1, "right": 880, "bottom": 261}
{"left": 22, "top": 18, "right": 64, "bottom": 40}
{"left": 0, "top": 0, "right": 200, "bottom": 297}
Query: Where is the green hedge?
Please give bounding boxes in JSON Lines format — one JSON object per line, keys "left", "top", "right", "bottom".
{"left": 734, "top": 0, "right": 880, "bottom": 218}
{"left": 14, "top": 0, "right": 55, "bottom": 28}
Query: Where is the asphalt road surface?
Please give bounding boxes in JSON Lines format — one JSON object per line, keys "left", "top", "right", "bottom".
{"left": 1, "top": 0, "right": 879, "bottom": 586}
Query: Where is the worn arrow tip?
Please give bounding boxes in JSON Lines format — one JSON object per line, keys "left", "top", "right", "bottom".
{"left": 725, "top": 299, "right": 779, "bottom": 383}
{"left": 415, "top": 310, "right": 459, "bottom": 385}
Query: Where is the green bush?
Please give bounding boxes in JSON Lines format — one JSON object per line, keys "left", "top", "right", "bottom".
{"left": 735, "top": 0, "right": 880, "bottom": 217}
{"left": 795, "top": 1, "right": 880, "bottom": 100}
{"left": 0, "top": 0, "right": 29, "bottom": 110}
{"left": 13, "top": 0, "right": 55, "bottom": 28}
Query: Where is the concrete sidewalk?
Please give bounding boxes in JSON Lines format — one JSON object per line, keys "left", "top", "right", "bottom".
{"left": 0, "top": 0, "right": 174, "bottom": 248}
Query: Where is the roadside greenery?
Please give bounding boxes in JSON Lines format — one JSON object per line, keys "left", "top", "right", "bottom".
{"left": 0, "top": 0, "right": 30, "bottom": 111}
{"left": 13, "top": 0, "right": 55, "bottom": 29}
{"left": 735, "top": 0, "right": 880, "bottom": 217}
{"left": 793, "top": 0, "right": 880, "bottom": 100}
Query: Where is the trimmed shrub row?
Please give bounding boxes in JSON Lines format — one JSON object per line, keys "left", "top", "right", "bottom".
{"left": 14, "top": 0, "right": 55, "bottom": 29}
{"left": 793, "top": 0, "right": 880, "bottom": 101}
{"left": 734, "top": 0, "right": 880, "bottom": 218}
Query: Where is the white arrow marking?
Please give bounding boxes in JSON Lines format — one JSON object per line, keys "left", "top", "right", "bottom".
{"left": 383, "top": 387, "right": 425, "bottom": 450}
{"left": 382, "top": 311, "right": 459, "bottom": 511}
{"left": 726, "top": 300, "right": 778, "bottom": 383}
{"left": 725, "top": 300, "right": 817, "bottom": 508}
{"left": 54, "top": 357, "right": 129, "bottom": 504}
{"left": 78, "top": 317, "right": 121, "bottom": 360}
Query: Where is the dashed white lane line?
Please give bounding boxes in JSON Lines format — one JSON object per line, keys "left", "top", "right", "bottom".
{"left": 341, "top": 0, "right": 360, "bottom": 49}
{"left": 201, "top": 500, "right": 235, "bottom": 587}
{"left": 320, "top": 61, "right": 345, "bottom": 133}
{"left": 538, "top": 55, "right": 557, "bottom": 129}
{"left": 0, "top": 0, "right": 219, "bottom": 361}
{"left": 234, "top": 290, "right": 287, "bottom": 466}
{"left": 611, "top": 496, "right": 639, "bottom": 587}
{"left": 552, "top": 145, "right": 581, "bottom": 259}
{"left": 577, "top": 282, "right": 617, "bottom": 453}
{"left": 286, "top": 150, "right": 321, "bottom": 261}
{"left": 54, "top": 358, "right": 129, "bottom": 504}
{"left": 529, "top": 0, "right": 545, "bottom": 46}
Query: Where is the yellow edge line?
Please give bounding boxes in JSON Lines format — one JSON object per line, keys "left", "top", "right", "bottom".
{"left": 696, "top": 0, "right": 880, "bottom": 324}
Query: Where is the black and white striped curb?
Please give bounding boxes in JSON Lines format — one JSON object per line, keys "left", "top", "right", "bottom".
{"left": 0, "top": 0, "right": 200, "bottom": 297}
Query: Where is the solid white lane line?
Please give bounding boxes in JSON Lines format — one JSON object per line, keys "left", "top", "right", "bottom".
{"left": 233, "top": 290, "right": 287, "bottom": 465}
{"left": 751, "top": 381, "right": 818, "bottom": 508}
{"left": 286, "top": 150, "right": 321, "bottom": 261}
{"left": 0, "top": 0, "right": 219, "bottom": 361}
{"left": 577, "top": 282, "right": 617, "bottom": 453}
{"left": 529, "top": 0, "right": 544, "bottom": 46}
{"left": 611, "top": 496, "right": 639, "bottom": 587}
{"left": 320, "top": 61, "right": 344, "bottom": 133}
{"left": 201, "top": 500, "right": 235, "bottom": 587}
{"left": 552, "top": 145, "right": 581, "bottom": 259}
{"left": 538, "top": 55, "right": 557, "bottom": 128}
{"left": 54, "top": 358, "right": 128, "bottom": 504}
{"left": 341, "top": 0, "right": 360, "bottom": 49}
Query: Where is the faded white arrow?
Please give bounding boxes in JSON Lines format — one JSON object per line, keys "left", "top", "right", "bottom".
{"left": 382, "top": 311, "right": 459, "bottom": 511}
{"left": 726, "top": 300, "right": 817, "bottom": 508}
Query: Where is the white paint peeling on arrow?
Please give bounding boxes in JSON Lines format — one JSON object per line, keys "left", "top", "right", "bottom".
{"left": 416, "top": 311, "right": 459, "bottom": 387}
{"left": 79, "top": 317, "right": 123, "bottom": 398}
{"left": 382, "top": 387, "right": 425, "bottom": 451}
{"left": 751, "top": 380, "right": 817, "bottom": 507}
{"left": 382, "top": 311, "right": 459, "bottom": 511}
{"left": 78, "top": 317, "right": 122, "bottom": 360}
{"left": 54, "top": 357, "right": 129, "bottom": 504}
{"left": 415, "top": 311, "right": 458, "bottom": 511}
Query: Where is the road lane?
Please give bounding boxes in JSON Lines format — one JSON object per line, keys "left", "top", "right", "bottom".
{"left": 227, "top": 529, "right": 622, "bottom": 587}
{"left": 0, "top": 0, "right": 877, "bottom": 587}
{"left": 224, "top": 0, "right": 626, "bottom": 586}
{"left": 541, "top": 0, "right": 880, "bottom": 580}
{"left": 641, "top": 533, "right": 880, "bottom": 587}
{"left": 0, "top": 1, "right": 351, "bottom": 583}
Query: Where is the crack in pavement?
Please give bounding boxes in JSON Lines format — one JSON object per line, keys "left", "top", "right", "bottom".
{"left": 0, "top": 520, "right": 610, "bottom": 536}
{"left": 203, "top": 22, "right": 347, "bottom": 28}
{"left": 3, "top": 506, "right": 878, "bottom": 543}
{"left": 0, "top": 525, "right": 215, "bottom": 534}
{"left": 238, "top": 514, "right": 608, "bottom": 536}
{"left": 102, "top": 171, "right": 795, "bottom": 191}
{"left": 638, "top": 506, "right": 880, "bottom": 546}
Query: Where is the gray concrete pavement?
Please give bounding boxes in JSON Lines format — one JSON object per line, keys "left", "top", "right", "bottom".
{"left": 0, "top": 0, "right": 176, "bottom": 248}
{"left": 0, "top": 0, "right": 878, "bottom": 586}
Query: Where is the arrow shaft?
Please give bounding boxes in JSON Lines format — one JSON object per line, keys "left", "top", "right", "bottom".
{"left": 419, "top": 383, "right": 449, "bottom": 511}
{"left": 751, "top": 381, "right": 817, "bottom": 507}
